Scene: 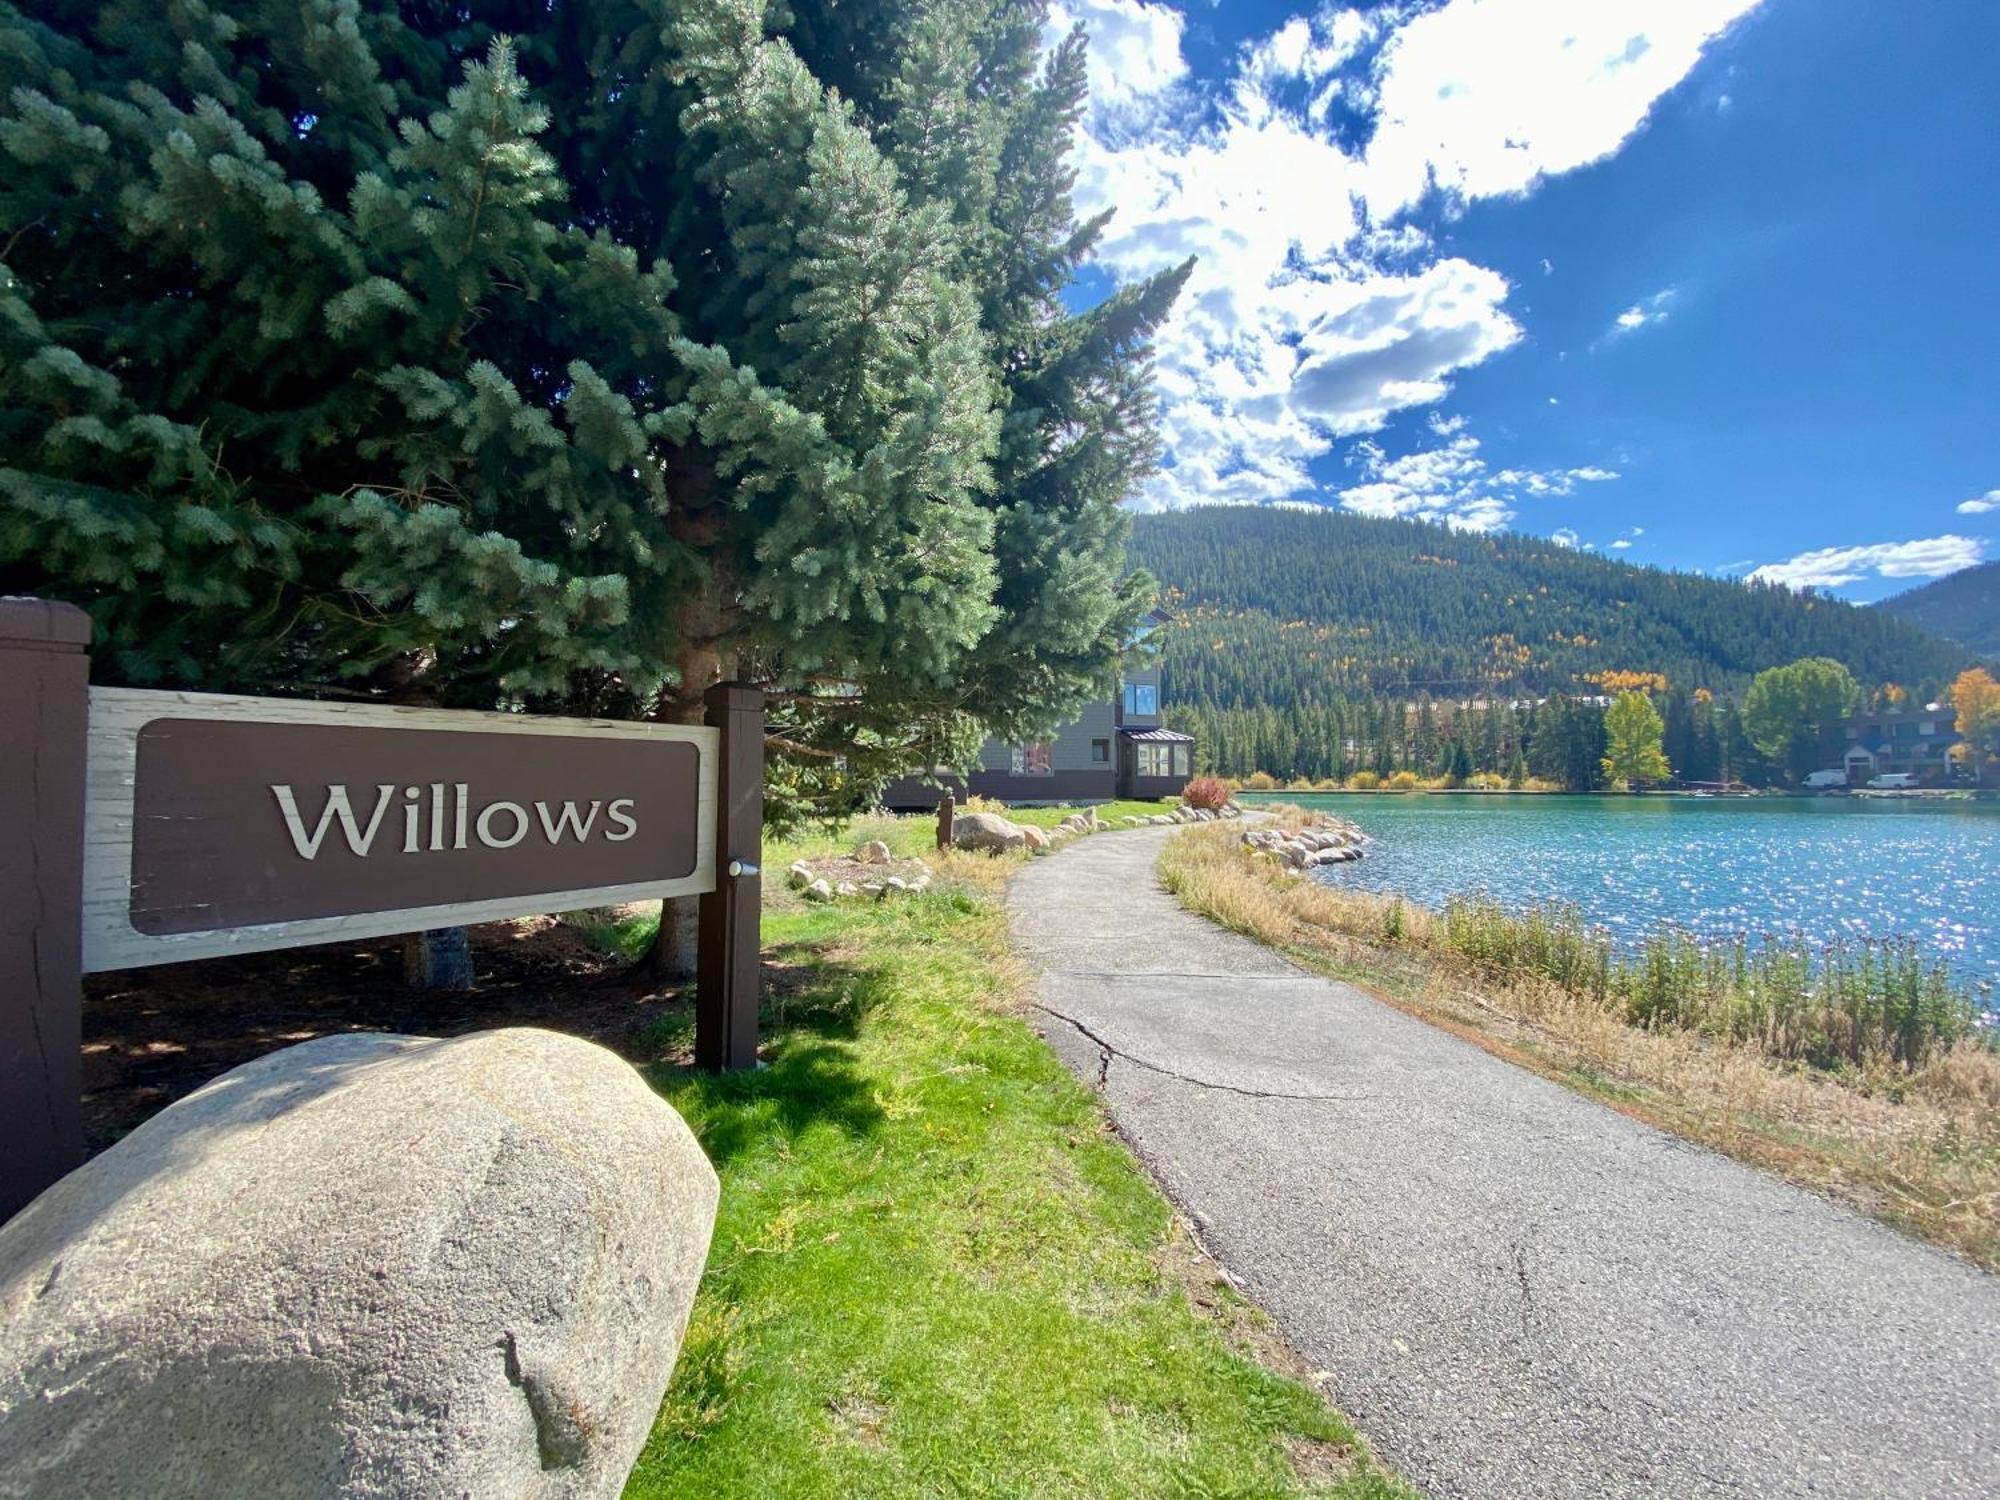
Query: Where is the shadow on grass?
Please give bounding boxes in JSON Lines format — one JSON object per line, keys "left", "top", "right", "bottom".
{"left": 645, "top": 945, "right": 906, "bottom": 1168}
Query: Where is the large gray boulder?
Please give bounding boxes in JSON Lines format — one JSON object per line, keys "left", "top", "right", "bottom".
{"left": 0, "top": 1028, "right": 718, "bottom": 1500}
{"left": 952, "top": 810, "right": 1028, "bottom": 853}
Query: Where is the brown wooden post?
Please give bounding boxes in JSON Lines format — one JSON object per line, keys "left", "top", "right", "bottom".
{"left": 936, "top": 791, "right": 955, "bottom": 853}
{"left": 696, "top": 683, "right": 763, "bottom": 1071}
{"left": 0, "top": 599, "right": 91, "bottom": 1219}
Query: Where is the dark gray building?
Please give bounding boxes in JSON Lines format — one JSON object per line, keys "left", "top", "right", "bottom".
{"left": 883, "top": 655, "right": 1193, "bottom": 808}
{"left": 1840, "top": 706, "right": 1962, "bottom": 783}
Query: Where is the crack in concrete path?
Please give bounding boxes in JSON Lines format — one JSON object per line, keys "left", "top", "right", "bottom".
{"left": 1036, "top": 1003, "right": 1373, "bottom": 1104}
{"left": 1009, "top": 824, "right": 2000, "bottom": 1500}
{"left": 1511, "top": 1241, "right": 1536, "bottom": 1333}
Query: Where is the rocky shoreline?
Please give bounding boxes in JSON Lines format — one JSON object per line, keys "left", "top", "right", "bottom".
{"left": 1239, "top": 813, "right": 1368, "bottom": 872}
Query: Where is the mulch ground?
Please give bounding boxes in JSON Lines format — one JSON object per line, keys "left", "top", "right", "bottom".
{"left": 786, "top": 853, "right": 934, "bottom": 888}
{"left": 80, "top": 917, "right": 682, "bottom": 1155}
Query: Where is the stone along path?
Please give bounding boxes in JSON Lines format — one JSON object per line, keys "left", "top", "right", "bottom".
{"left": 1009, "top": 825, "right": 2000, "bottom": 1500}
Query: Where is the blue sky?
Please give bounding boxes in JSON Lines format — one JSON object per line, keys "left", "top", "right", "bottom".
{"left": 1052, "top": 0, "right": 1999, "bottom": 600}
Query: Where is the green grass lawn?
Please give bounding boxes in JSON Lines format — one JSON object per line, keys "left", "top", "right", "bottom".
{"left": 998, "top": 797, "right": 1181, "bottom": 830}
{"left": 615, "top": 816, "right": 1407, "bottom": 1498}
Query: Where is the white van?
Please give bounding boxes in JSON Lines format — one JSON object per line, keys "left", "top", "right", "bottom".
{"left": 1866, "top": 772, "right": 1919, "bottom": 790}
{"left": 1803, "top": 769, "right": 1848, "bottom": 789}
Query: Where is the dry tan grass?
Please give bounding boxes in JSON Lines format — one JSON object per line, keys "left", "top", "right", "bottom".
{"left": 1161, "top": 819, "right": 2000, "bottom": 1270}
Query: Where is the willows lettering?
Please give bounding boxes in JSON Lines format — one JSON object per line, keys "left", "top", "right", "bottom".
{"left": 269, "top": 784, "right": 640, "bottom": 860}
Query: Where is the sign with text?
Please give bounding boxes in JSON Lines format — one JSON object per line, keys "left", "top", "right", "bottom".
{"left": 81, "top": 690, "right": 718, "bottom": 971}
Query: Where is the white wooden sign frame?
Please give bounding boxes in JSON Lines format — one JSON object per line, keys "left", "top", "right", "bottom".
{"left": 81, "top": 688, "right": 718, "bottom": 972}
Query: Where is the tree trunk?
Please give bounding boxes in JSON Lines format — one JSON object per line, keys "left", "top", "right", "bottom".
{"left": 648, "top": 568, "right": 734, "bottom": 981}
{"left": 404, "top": 927, "right": 476, "bottom": 991}
{"left": 650, "top": 894, "right": 700, "bottom": 980}
{"left": 363, "top": 656, "right": 476, "bottom": 992}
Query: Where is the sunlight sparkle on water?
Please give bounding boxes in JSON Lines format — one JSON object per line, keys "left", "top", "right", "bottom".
{"left": 1270, "top": 794, "right": 2000, "bottom": 990}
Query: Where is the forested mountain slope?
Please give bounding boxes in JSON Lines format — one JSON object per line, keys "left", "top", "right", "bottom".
{"left": 1877, "top": 562, "right": 1999, "bottom": 658}
{"left": 1128, "top": 508, "right": 1969, "bottom": 709}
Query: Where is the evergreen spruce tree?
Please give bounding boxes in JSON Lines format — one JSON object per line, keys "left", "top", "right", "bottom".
{"left": 1476, "top": 700, "right": 1503, "bottom": 773}
{"left": 1414, "top": 699, "right": 1440, "bottom": 771}
{"left": 1443, "top": 735, "right": 1474, "bottom": 786}
{"left": 2, "top": 0, "right": 1183, "bottom": 792}
{"left": 1528, "top": 697, "right": 1608, "bottom": 791}
{"left": 2, "top": 0, "right": 1188, "bottom": 968}
{"left": 1686, "top": 691, "right": 1723, "bottom": 783}
{"left": 1717, "top": 701, "right": 1749, "bottom": 785}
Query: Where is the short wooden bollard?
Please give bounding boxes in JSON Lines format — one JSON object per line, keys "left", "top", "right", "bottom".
{"left": 936, "top": 791, "right": 955, "bottom": 853}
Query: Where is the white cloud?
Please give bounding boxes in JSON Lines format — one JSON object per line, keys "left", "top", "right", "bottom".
{"left": 1046, "top": 1, "right": 1187, "bottom": 110}
{"left": 1551, "top": 528, "right": 1582, "bottom": 549}
{"left": 1490, "top": 463, "right": 1621, "bottom": 497}
{"left": 1610, "top": 538, "right": 1633, "bottom": 549}
{"left": 1333, "top": 432, "right": 1617, "bottom": 532}
{"left": 1957, "top": 489, "right": 1999, "bottom": 515}
{"left": 1287, "top": 260, "right": 1523, "bottom": 434}
{"left": 1356, "top": 0, "right": 1761, "bottom": 220}
{"left": 1747, "top": 535, "right": 1987, "bottom": 590}
{"left": 1093, "top": 122, "right": 1523, "bottom": 507}
{"left": 1607, "top": 287, "right": 1676, "bottom": 338}
{"left": 1058, "top": 1, "right": 1756, "bottom": 510}
{"left": 1240, "top": 7, "right": 1375, "bottom": 89}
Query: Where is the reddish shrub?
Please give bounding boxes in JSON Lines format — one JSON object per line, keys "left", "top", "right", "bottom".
{"left": 1182, "top": 776, "right": 1230, "bottom": 810}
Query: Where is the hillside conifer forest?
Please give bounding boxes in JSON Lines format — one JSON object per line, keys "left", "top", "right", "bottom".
{"left": 1878, "top": 561, "right": 2000, "bottom": 658}
{"left": 1127, "top": 507, "right": 1974, "bottom": 785}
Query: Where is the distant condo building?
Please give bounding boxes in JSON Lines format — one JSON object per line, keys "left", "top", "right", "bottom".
{"left": 1841, "top": 706, "right": 1962, "bottom": 783}
{"left": 883, "top": 617, "right": 1193, "bottom": 808}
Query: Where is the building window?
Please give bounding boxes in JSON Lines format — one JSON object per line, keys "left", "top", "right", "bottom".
{"left": 1123, "top": 681, "right": 1159, "bottom": 717}
{"left": 1090, "top": 738, "right": 1111, "bottom": 764}
{"left": 1137, "top": 742, "right": 1189, "bottom": 778}
{"left": 1011, "top": 741, "right": 1053, "bottom": 776}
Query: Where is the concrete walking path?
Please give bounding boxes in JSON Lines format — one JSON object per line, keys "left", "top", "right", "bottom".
{"left": 1009, "top": 824, "right": 2000, "bottom": 1500}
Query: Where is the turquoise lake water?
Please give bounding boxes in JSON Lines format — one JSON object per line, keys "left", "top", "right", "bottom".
{"left": 1244, "top": 793, "right": 2000, "bottom": 991}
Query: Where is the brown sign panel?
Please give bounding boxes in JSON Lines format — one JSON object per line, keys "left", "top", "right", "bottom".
{"left": 81, "top": 690, "right": 717, "bottom": 971}
{"left": 129, "top": 718, "right": 698, "bottom": 935}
